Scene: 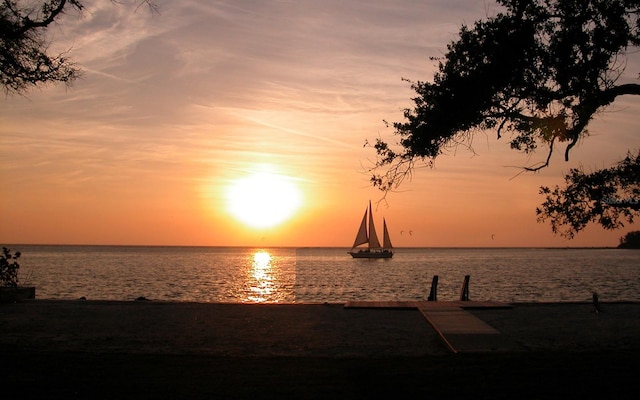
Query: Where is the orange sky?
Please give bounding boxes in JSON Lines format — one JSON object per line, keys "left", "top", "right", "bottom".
{"left": 1, "top": 0, "right": 638, "bottom": 247}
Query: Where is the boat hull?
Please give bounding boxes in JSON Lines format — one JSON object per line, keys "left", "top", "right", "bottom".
{"left": 348, "top": 250, "right": 393, "bottom": 259}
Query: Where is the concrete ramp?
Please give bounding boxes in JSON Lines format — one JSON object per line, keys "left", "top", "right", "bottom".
{"left": 345, "top": 301, "right": 522, "bottom": 353}
{"left": 419, "top": 308, "right": 500, "bottom": 334}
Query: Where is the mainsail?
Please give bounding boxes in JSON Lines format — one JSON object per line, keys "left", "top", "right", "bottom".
{"left": 367, "top": 202, "right": 382, "bottom": 249}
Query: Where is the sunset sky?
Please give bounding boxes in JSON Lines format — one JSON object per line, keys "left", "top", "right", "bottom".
{"left": 1, "top": 0, "right": 638, "bottom": 248}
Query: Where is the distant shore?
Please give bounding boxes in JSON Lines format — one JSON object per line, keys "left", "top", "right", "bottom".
{"left": 5, "top": 243, "right": 629, "bottom": 248}
{"left": 1, "top": 300, "right": 639, "bottom": 398}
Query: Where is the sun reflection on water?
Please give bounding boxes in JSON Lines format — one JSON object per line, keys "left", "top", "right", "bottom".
{"left": 246, "top": 250, "right": 276, "bottom": 302}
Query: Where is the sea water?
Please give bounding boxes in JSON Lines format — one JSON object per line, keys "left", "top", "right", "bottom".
{"left": 9, "top": 245, "right": 640, "bottom": 303}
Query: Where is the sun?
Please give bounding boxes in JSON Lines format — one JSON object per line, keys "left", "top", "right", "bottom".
{"left": 226, "top": 168, "right": 302, "bottom": 229}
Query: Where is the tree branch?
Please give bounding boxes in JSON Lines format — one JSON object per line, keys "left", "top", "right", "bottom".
{"left": 16, "top": 1, "right": 82, "bottom": 36}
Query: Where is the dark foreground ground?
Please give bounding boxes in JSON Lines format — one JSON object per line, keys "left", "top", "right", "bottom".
{"left": 1, "top": 300, "right": 639, "bottom": 399}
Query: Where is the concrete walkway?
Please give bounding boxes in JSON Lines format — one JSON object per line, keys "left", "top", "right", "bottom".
{"left": 344, "top": 300, "right": 523, "bottom": 353}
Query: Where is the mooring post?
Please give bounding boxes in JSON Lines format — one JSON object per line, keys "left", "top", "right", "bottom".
{"left": 460, "top": 275, "right": 470, "bottom": 301}
{"left": 592, "top": 291, "right": 601, "bottom": 314}
{"left": 428, "top": 275, "right": 438, "bottom": 301}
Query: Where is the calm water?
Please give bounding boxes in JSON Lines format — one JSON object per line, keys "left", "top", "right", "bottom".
{"left": 9, "top": 245, "right": 640, "bottom": 303}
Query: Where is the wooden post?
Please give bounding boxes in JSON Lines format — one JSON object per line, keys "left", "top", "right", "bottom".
{"left": 460, "top": 275, "right": 470, "bottom": 301}
{"left": 428, "top": 275, "right": 438, "bottom": 301}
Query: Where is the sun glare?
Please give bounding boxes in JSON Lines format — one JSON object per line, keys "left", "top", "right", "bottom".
{"left": 248, "top": 250, "right": 274, "bottom": 302}
{"left": 226, "top": 168, "right": 302, "bottom": 229}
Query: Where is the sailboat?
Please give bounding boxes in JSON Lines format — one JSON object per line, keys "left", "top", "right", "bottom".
{"left": 348, "top": 201, "right": 394, "bottom": 258}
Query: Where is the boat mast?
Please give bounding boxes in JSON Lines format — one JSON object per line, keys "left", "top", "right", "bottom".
{"left": 367, "top": 201, "right": 382, "bottom": 249}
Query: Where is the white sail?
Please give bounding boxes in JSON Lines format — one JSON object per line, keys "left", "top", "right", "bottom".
{"left": 351, "top": 208, "right": 369, "bottom": 248}
{"left": 382, "top": 218, "right": 393, "bottom": 249}
{"left": 367, "top": 201, "right": 382, "bottom": 249}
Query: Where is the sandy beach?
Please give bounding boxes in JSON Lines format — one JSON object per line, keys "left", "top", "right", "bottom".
{"left": 1, "top": 300, "right": 639, "bottom": 399}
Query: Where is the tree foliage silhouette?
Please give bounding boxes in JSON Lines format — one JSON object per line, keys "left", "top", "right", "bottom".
{"left": 1, "top": 0, "right": 157, "bottom": 94}
{"left": 618, "top": 230, "right": 640, "bottom": 248}
{"left": 370, "top": 0, "right": 640, "bottom": 238}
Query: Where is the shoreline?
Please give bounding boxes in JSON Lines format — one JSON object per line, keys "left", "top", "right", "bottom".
{"left": 3, "top": 299, "right": 639, "bottom": 354}
{"left": 2, "top": 300, "right": 639, "bottom": 398}
{"left": 7, "top": 243, "right": 627, "bottom": 248}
